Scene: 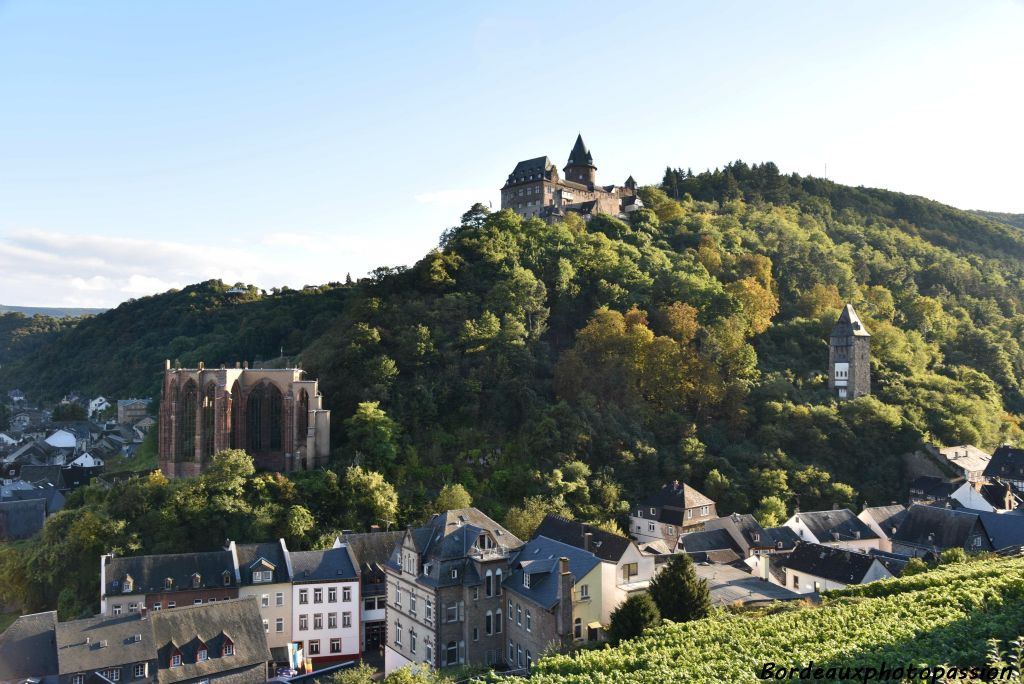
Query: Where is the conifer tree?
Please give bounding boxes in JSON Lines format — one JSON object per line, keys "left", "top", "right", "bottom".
{"left": 608, "top": 592, "right": 661, "bottom": 645}
{"left": 648, "top": 553, "right": 711, "bottom": 622}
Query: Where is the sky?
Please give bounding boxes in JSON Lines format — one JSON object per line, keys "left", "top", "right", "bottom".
{"left": 1, "top": 1, "right": 1022, "bottom": 308}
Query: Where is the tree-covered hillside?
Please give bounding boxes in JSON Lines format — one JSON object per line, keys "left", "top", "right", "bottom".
{"left": 3, "top": 165, "right": 1024, "bottom": 531}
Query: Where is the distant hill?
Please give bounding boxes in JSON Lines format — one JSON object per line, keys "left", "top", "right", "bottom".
{"left": 970, "top": 210, "right": 1024, "bottom": 230}
{"left": 0, "top": 304, "right": 106, "bottom": 318}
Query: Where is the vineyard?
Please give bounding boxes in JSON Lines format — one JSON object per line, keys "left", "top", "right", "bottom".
{"left": 525, "top": 556, "right": 1024, "bottom": 683}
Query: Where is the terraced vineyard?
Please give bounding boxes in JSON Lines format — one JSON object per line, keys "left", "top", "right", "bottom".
{"left": 526, "top": 556, "right": 1024, "bottom": 683}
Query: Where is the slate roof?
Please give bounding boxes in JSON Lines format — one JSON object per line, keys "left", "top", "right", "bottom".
{"left": 411, "top": 508, "right": 522, "bottom": 562}
{"left": 504, "top": 536, "right": 600, "bottom": 610}
{"left": 565, "top": 134, "right": 595, "bottom": 169}
{"left": 56, "top": 612, "right": 155, "bottom": 673}
{"left": 985, "top": 446, "right": 1024, "bottom": 483}
{"left": 764, "top": 526, "right": 801, "bottom": 551}
{"left": 677, "top": 528, "right": 741, "bottom": 556}
{"left": 831, "top": 303, "right": 870, "bottom": 337}
{"left": 289, "top": 546, "right": 358, "bottom": 583}
{"left": 104, "top": 550, "right": 236, "bottom": 596}
{"left": 860, "top": 505, "right": 908, "bottom": 537}
{"left": 909, "top": 475, "right": 962, "bottom": 502}
{"left": 979, "top": 482, "right": 1022, "bottom": 511}
{"left": 5, "top": 481, "right": 65, "bottom": 514}
{"left": 780, "top": 542, "right": 882, "bottom": 585}
{"left": 637, "top": 482, "right": 716, "bottom": 525}
{"left": 0, "top": 498, "right": 46, "bottom": 540}
{"left": 868, "top": 549, "right": 912, "bottom": 576}
{"left": 151, "top": 598, "right": 271, "bottom": 683}
{"left": 979, "top": 512, "right": 1024, "bottom": 552}
{"left": 534, "top": 514, "right": 631, "bottom": 564}
{"left": 234, "top": 541, "right": 290, "bottom": 585}
{"left": 506, "top": 157, "right": 554, "bottom": 184}
{"left": 19, "top": 464, "right": 65, "bottom": 490}
{"left": 0, "top": 610, "right": 58, "bottom": 680}
{"left": 706, "top": 513, "right": 770, "bottom": 553}
{"left": 892, "top": 504, "right": 985, "bottom": 550}
{"left": 792, "top": 509, "right": 878, "bottom": 543}
{"left": 342, "top": 530, "right": 405, "bottom": 575}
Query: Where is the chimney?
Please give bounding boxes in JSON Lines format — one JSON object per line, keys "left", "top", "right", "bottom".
{"left": 583, "top": 532, "right": 593, "bottom": 552}
{"left": 164, "top": 359, "right": 171, "bottom": 370}
{"left": 198, "top": 361, "right": 204, "bottom": 370}
{"left": 243, "top": 361, "right": 249, "bottom": 369}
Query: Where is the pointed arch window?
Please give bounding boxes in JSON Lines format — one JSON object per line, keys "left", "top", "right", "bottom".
{"left": 246, "top": 382, "right": 283, "bottom": 454}
{"left": 201, "top": 383, "right": 216, "bottom": 460}
{"left": 230, "top": 380, "right": 242, "bottom": 449}
{"left": 297, "top": 389, "right": 309, "bottom": 441}
{"left": 177, "top": 380, "right": 198, "bottom": 461}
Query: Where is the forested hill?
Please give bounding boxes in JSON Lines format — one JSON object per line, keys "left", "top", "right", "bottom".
{"left": 970, "top": 209, "right": 1024, "bottom": 231}
{"left": 3, "top": 164, "right": 1024, "bottom": 528}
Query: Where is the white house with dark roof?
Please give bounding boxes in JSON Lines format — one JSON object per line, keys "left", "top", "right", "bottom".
{"left": 783, "top": 509, "right": 880, "bottom": 553}
{"left": 984, "top": 446, "right": 1024, "bottom": 493}
{"left": 630, "top": 481, "right": 717, "bottom": 546}
{"left": 927, "top": 444, "right": 991, "bottom": 483}
{"left": 777, "top": 542, "right": 892, "bottom": 594}
{"left": 891, "top": 504, "right": 993, "bottom": 558}
{"left": 289, "top": 543, "right": 361, "bottom": 668}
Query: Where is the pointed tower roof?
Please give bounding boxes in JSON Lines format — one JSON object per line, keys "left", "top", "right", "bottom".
{"left": 625, "top": 175, "right": 637, "bottom": 189}
{"left": 832, "top": 303, "right": 870, "bottom": 337}
{"left": 565, "top": 133, "right": 595, "bottom": 170}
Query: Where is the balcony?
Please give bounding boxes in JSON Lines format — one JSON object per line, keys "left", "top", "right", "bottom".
{"left": 469, "top": 545, "right": 510, "bottom": 561}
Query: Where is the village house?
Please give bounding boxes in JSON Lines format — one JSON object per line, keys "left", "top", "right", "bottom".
{"left": 925, "top": 444, "right": 991, "bottom": 483}
{"left": 908, "top": 475, "right": 962, "bottom": 506}
{"left": 534, "top": 514, "right": 656, "bottom": 615}
{"left": 984, "top": 445, "right": 1024, "bottom": 494}
{"left": 117, "top": 398, "right": 151, "bottom": 425}
{"left": 340, "top": 529, "right": 405, "bottom": 653}
{"left": 950, "top": 479, "right": 1022, "bottom": 514}
{"left": 232, "top": 540, "right": 294, "bottom": 656}
{"left": 289, "top": 544, "right": 361, "bottom": 667}
{"left": 503, "top": 536, "right": 603, "bottom": 673}
{"left": 630, "top": 480, "right": 717, "bottom": 546}
{"left": 384, "top": 508, "right": 523, "bottom": 674}
{"left": 0, "top": 598, "right": 271, "bottom": 683}
{"left": 783, "top": 509, "right": 880, "bottom": 552}
{"left": 856, "top": 504, "right": 908, "bottom": 553}
{"left": 101, "top": 549, "right": 239, "bottom": 616}
{"left": 891, "top": 504, "right": 993, "bottom": 558}
{"left": 777, "top": 542, "right": 893, "bottom": 594}
{"left": 695, "top": 561, "right": 803, "bottom": 607}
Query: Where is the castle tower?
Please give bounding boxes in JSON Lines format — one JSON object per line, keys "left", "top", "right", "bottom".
{"left": 828, "top": 303, "right": 871, "bottom": 400}
{"left": 563, "top": 133, "right": 596, "bottom": 188}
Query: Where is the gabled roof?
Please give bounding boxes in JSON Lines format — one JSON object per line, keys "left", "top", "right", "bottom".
{"left": 637, "top": 481, "right": 716, "bottom": 524}
{"left": 504, "top": 536, "right": 600, "bottom": 610}
{"left": 56, "top": 612, "right": 155, "bottom": 672}
{"left": 534, "top": 514, "right": 632, "bottom": 564}
{"left": 289, "top": 546, "right": 358, "bottom": 583}
{"left": 791, "top": 509, "right": 878, "bottom": 543}
{"left": 695, "top": 562, "right": 802, "bottom": 606}
{"left": 677, "top": 528, "right": 741, "bottom": 556}
{"left": 978, "top": 511, "right": 1024, "bottom": 552}
{"left": 341, "top": 530, "right": 405, "bottom": 575}
{"left": 763, "top": 526, "right": 801, "bottom": 551}
{"left": 565, "top": 134, "right": 595, "bottom": 169}
{"left": 19, "top": 464, "right": 65, "bottom": 490}
{"left": 984, "top": 445, "right": 1024, "bottom": 483}
{"left": 0, "top": 498, "right": 46, "bottom": 540}
{"left": 860, "top": 505, "right": 908, "bottom": 536}
{"left": 506, "top": 157, "right": 554, "bottom": 184}
{"left": 706, "top": 513, "right": 769, "bottom": 552}
{"left": 909, "top": 475, "right": 962, "bottom": 501}
{"left": 780, "top": 542, "right": 883, "bottom": 585}
{"left": 151, "top": 598, "right": 271, "bottom": 683}
{"left": 0, "top": 610, "right": 58, "bottom": 679}
{"left": 867, "top": 548, "right": 912, "bottom": 576}
{"left": 410, "top": 508, "right": 522, "bottom": 562}
{"left": 892, "top": 504, "right": 984, "bottom": 550}
{"left": 104, "top": 550, "right": 235, "bottom": 596}
{"left": 978, "top": 481, "right": 1022, "bottom": 511}
{"left": 235, "top": 541, "right": 290, "bottom": 585}
{"left": 831, "top": 303, "right": 870, "bottom": 337}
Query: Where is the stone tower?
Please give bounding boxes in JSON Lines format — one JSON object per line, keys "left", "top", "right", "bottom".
{"left": 563, "top": 133, "right": 596, "bottom": 187}
{"left": 828, "top": 303, "right": 871, "bottom": 400}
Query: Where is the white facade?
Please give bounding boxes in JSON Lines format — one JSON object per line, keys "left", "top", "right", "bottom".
{"left": 783, "top": 561, "right": 891, "bottom": 595}
{"left": 292, "top": 579, "right": 360, "bottom": 661}
{"left": 783, "top": 514, "right": 880, "bottom": 553}
{"left": 70, "top": 452, "right": 104, "bottom": 468}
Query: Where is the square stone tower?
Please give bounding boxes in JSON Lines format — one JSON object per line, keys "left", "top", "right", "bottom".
{"left": 828, "top": 303, "right": 871, "bottom": 400}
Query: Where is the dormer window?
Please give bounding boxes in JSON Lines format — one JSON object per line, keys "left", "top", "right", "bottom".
{"left": 450, "top": 568, "right": 458, "bottom": 579}
{"left": 222, "top": 570, "right": 232, "bottom": 586}
{"left": 197, "top": 642, "right": 208, "bottom": 661}
{"left": 222, "top": 638, "right": 234, "bottom": 656}
{"left": 523, "top": 573, "right": 531, "bottom": 589}
{"left": 253, "top": 569, "right": 272, "bottom": 583}
{"left": 650, "top": 507, "right": 656, "bottom": 516}
{"left": 164, "top": 577, "right": 173, "bottom": 591}
{"left": 191, "top": 573, "right": 201, "bottom": 589}
{"left": 170, "top": 647, "right": 182, "bottom": 667}
{"left": 123, "top": 575, "right": 133, "bottom": 593}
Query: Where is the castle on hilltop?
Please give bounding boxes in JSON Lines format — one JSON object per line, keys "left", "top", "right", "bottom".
{"left": 501, "top": 134, "right": 642, "bottom": 222}
{"left": 828, "top": 303, "right": 871, "bottom": 401}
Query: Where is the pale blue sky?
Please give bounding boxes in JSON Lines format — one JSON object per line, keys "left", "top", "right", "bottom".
{"left": 1, "top": 1, "right": 1022, "bottom": 307}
